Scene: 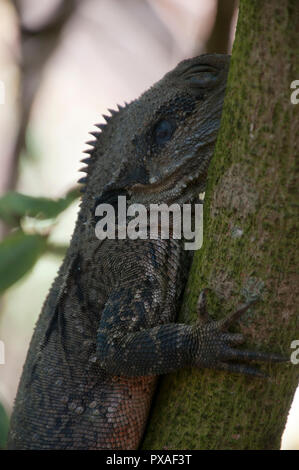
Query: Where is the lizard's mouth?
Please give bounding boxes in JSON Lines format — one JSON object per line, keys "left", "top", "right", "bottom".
{"left": 130, "top": 134, "right": 217, "bottom": 200}
{"left": 131, "top": 158, "right": 205, "bottom": 196}
{"left": 129, "top": 156, "right": 210, "bottom": 207}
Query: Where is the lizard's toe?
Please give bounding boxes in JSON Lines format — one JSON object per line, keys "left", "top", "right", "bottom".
{"left": 220, "top": 347, "right": 288, "bottom": 363}
{"left": 217, "top": 362, "right": 267, "bottom": 378}
{"left": 225, "top": 332, "right": 245, "bottom": 345}
{"left": 218, "top": 300, "right": 257, "bottom": 330}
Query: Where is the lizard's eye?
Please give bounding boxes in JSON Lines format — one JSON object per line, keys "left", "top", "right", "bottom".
{"left": 153, "top": 119, "right": 175, "bottom": 145}
{"left": 188, "top": 71, "right": 218, "bottom": 87}
{"left": 182, "top": 64, "right": 219, "bottom": 88}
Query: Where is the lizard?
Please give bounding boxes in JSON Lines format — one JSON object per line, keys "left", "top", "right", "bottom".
{"left": 7, "top": 54, "right": 286, "bottom": 450}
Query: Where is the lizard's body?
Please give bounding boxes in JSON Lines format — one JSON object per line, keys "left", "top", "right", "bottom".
{"left": 8, "top": 55, "right": 285, "bottom": 450}
{"left": 9, "top": 236, "right": 187, "bottom": 449}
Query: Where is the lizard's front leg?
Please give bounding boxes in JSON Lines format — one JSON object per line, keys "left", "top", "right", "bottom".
{"left": 97, "top": 283, "right": 287, "bottom": 379}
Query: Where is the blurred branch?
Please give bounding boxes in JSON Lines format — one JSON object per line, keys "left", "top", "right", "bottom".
{"left": 0, "top": 1, "right": 78, "bottom": 240}
{"left": 46, "top": 242, "right": 68, "bottom": 257}
{"left": 205, "top": 0, "right": 238, "bottom": 54}
{"left": 7, "top": 0, "right": 78, "bottom": 192}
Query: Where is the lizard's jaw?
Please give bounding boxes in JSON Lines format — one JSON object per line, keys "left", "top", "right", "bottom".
{"left": 129, "top": 158, "right": 209, "bottom": 206}
{"left": 129, "top": 134, "right": 219, "bottom": 205}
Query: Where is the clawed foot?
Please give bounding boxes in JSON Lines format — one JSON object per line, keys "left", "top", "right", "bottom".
{"left": 194, "top": 289, "right": 288, "bottom": 377}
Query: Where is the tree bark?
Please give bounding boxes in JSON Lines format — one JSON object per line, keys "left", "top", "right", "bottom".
{"left": 142, "top": 0, "right": 299, "bottom": 450}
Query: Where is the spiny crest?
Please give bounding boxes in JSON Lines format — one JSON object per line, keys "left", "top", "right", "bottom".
{"left": 78, "top": 102, "right": 128, "bottom": 192}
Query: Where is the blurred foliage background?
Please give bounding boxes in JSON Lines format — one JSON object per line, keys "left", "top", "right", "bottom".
{"left": 0, "top": 0, "right": 297, "bottom": 449}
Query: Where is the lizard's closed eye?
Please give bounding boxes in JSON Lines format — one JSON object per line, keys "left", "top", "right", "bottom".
{"left": 188, "top": 71, "right": 217, "bottom": 87}
{"left": 182, "top": 64, "right": 218, "bottom": 88}
{"left": 153, "top": 119, "right": 176, "bottom": 145}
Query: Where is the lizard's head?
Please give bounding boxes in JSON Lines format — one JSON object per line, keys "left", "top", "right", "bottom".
{"left": 80, "top": 54, "right": 230, "bottom": 207}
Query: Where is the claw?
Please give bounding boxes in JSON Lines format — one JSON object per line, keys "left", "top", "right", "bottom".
{"left": 219, "top": 299, "right": 257, "bottom": 330}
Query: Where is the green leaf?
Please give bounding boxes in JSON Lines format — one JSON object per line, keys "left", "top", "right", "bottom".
{"left": 0, "top": 188, "right": 80, "bottom": 224}
{"left": 0, "top": 231, "right": 47, "bottom": 292}
{"left": 0, "top": 403, "right": 9, "bottom": 449}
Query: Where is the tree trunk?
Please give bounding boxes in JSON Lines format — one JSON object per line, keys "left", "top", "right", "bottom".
{"left": 142, "top": 0, "right": 299, "bottom": 450}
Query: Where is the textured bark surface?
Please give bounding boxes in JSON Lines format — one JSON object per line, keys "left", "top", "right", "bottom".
{"left": 142, "top": 0, "right": 299, "bottom": 450}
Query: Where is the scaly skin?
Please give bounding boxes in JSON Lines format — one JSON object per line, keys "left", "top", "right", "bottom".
{"left": 8, "top": 55, "right": 285, "bottom": 450}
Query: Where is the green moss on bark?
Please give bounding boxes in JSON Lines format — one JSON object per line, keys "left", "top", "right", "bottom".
{"left": 142, "top": 0, "right": 298, "bottom": 450}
